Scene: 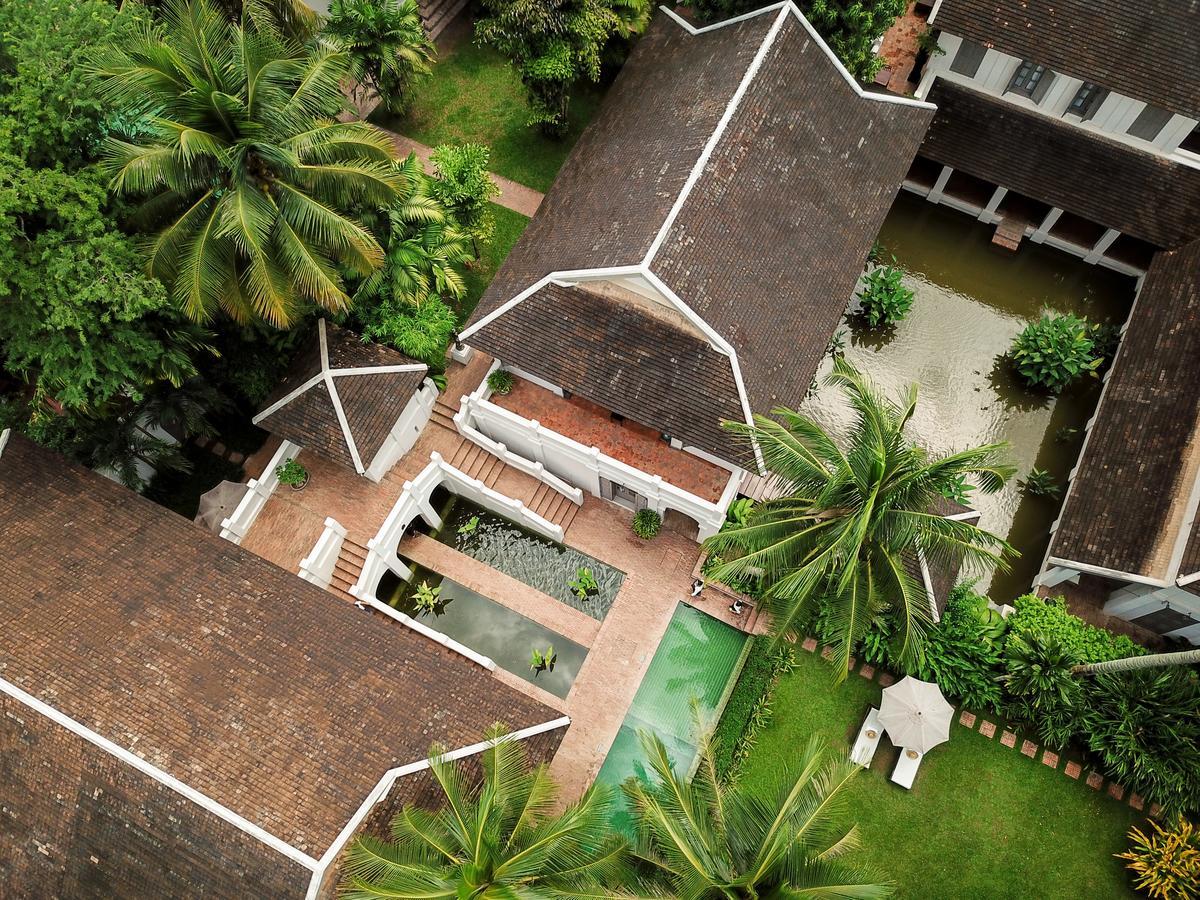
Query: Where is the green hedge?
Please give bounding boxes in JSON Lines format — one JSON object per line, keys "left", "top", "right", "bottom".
{"left": 1007, "top": 595, "right": 1145, "bottom": 664}
{"left": 712, "top": 637, "right": 777, "bottom": 779}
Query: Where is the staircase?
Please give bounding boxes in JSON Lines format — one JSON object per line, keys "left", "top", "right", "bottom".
{"left": 448, "top": 437, "right": 582, "bottom": 532}
{"left": 429, "top": 395, "right": 458, "bottom": 432}
{"left": 419, "top": 0, "right": 469, "bottom": 41}
{"left": 448, "top": 441, "right": 505, "bottom": 489}
{"left": 526, "top": 482, "right": 581, "bottom": 532}
{"left": 329, "top": 537, "right": 368, "bottom": 602}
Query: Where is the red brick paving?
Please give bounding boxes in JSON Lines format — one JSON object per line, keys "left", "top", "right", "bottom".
{"left": 1000, "top": 730, "right": 1016, "bottom": 748}
{"left": 1064, "top": 761, "right": 1082, "bottom": 779}
{"left": 876, "top": 2, "right": 928, "bottom": 94}
{"left": 1041, "top": 750, "right": 1059, "bottom": 768}
{"left": 878, "top": 672, "right": 895, "bottom": 687}
{"left": 821, "top": 645, "right": 835, "bottom": 661}
{"left": 801, "top": 637, "right": 818, "bottom": 652}
{"left": 979, "top": 720, "right": 996, "bottom": 738}
{"left": 1150, "top": 802, "right": 1162, "bottom": 818}
{"left": 1020, "top": 740, "right": 1038, "bottom": 758}
{"left": 1129, "top": 793, "right": 1144, "bottom": 811}
{"left": 959, "top": 710, "right": 976, "bottom": 728}
{"left": 1107, "top": 782, "right": 1125, "bottom": 801}
{"left": 1086, "top": 772, "right": 1104, "bottom": 790}
{"left": 859, "top": 664, "right": 876, "bottom": 679}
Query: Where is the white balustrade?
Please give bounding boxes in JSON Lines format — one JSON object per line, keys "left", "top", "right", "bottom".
{"left": 219, "top": 440, "right": 302, "bottom": 544}
{"left": 298, "top": 517, "right": 348, "bottom": 588}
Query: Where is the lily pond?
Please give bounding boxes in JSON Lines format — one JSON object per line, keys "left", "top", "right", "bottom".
{"left": 802, "top": 193, "right": 1136, "bottom": 600}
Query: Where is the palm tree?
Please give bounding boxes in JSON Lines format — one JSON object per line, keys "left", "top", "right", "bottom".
{"left": 324, "top": 0, "right": 436, "bottom": 114}
{"left": 1072, "top": 647, "right": 1200, "bottom": 675}
{"left": 94, "top": 0, "right": 402, "bottom": 328}
{"left": 340, "top": 725, "right": 637, "bottom": 898}
{"left": 624, "top": 729, "right": 892, "bottom": 898}
{"left": 706, "top": 358, "right": 1015, "bottom": 678}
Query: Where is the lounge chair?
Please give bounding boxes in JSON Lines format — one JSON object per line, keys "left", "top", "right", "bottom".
{"left": 851, "top": 707, "right": 883, "bottom": 767}
{"left": 891, "top": 747, "right": 924, "bottom": 789}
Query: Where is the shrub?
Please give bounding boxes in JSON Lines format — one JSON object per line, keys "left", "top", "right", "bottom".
{"left": 711, "top": 639, "right": 797, "bottom": 780}
{"left": 856, "top": 264, "right": 914, "bottom": 327}
{"left": 1006, "top": 595, "right": 1145, "bottom": 664}
{"left": 1010, "top": 313, "right": 1101, "bottom": 392}
{"left": 632, "top": 508, "right": 661, "bottom": 539}
{"left": 1002, "top": 631, "right": 1081, "bottom": 749}
{"left": 358, "top": 297, "right": 457, "bottom": 366}
{"left": 904, "top": 584, "right": 1006, "bottom": 710}
{"left": 1021, "top": 466, "right": 1061, "bottom": 498}
{"left": 1117, "top": 817, "right": 1200, "bottom": 900}
{"left": 275, "top": 458, "right": 308, "bottom": 487}
{"left": 487, "top": 369, "right": 515, "bottom": 395}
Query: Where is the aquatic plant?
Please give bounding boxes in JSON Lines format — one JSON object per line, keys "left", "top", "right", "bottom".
{"left": 1010, "top": 313, "right": 1101, "bottom": 392}
{"left": 568, "top": 567, "right": 598, "bottom": 599}
{"left": 457, "top": 514, "right": 480, "bottom": 536}
{"left": 1021, "top": 467, "right": 1061, "bottom": 498}
{"left": 413, "top": 580, "right": 441, "bottom": 615}
{"left": 530, "top": 645, "right": 557, "bottom": 673}
{"left": 856, "top": 264, "right": 914, "bottom": 327}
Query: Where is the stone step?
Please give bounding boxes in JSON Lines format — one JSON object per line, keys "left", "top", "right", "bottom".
{"left": 429, "top": 408, "right": 457, "bottom": 431}
{"left": 424, "top": 0, "right": 468, "bottom": 40}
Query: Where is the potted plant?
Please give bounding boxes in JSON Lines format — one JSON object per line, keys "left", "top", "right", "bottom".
{"left": 568, "top": 567, "right": 598, "bottom": 600}
{"left": 275, "top": 457, "right": 309, "bottom": 491}
{"left": 632, "top": 508, "right": 662, "bottom": 540}
{"left": 412, "top": 580, "right": 442, "bottom": 616}
{"left": 487, "top": 369, "right": 514, "bottom": 395}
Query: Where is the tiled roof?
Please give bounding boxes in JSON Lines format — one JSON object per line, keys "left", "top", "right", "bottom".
{"left": 932, "top": 0, "right": 1200, "bottom": 119}
{"left": 467, "top": 8, "right": 933, "bottom": 461}
{"left": 473, "top": 283, "right": 747, "bottom": 464}
{"left": 0, "top": 434, "right": 561, "bottom": 892}
{"left": 920, "top": 81, "right": 1200, "bottom": 249}
{"left": 255, "top": 320, "right": 427, "bottom": 474}
{"left": 1049, "top": 240, "right": 1200, "bottom": 579}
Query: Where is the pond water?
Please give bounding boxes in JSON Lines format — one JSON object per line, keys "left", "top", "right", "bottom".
{"left": 379, "top": 567, "right": 587, "bottom": 699}
{"left": 801, "top": 192, "right": 1136, "bottom": 600}
{"left": 429, "top": 493, "right": 625, "bottom": 620}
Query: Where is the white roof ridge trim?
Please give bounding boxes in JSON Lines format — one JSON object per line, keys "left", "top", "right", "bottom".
{"left": 0, "top": 675, "right": 319, "bottom": 872}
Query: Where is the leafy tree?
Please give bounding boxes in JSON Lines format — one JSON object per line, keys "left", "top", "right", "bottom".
{"left": 94, "top": 0, "right": 403, "bottom": 328}
{"left": 430, "top": 143, "right": 500, "bottom": 250}
{"left": 340, "top": 725, "right": 637, "bottom": 897}
{"left": 1010, "top": 313, "right": 1101, "bottom": 393}
{"left": 325, "top": 0, "right": 435, "bottom": 114}
{"left": 625, "top": 729, "right": 892, "bottom": 897}
{"left": 705, "top": 358, "right": 1015, "bottom": 677}
{"left": 1002, "top": 631, "right": 1081, "bottom": 748}
{"left": 476, "top": 0, "right": 650, "bottom": 136}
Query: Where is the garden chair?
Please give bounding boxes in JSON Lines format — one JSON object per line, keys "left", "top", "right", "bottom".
{"left": 891, "top": 747, "right": 924, "bottom": 789}
{"left": 851, "top": 707, "right": 883, "bottom": 767}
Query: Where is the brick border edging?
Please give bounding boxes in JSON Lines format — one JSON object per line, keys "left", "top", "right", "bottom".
{"left": 797, "top": 636, "right": 1159, "bottom": 819}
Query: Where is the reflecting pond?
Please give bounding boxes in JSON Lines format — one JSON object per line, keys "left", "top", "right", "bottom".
{"left": 801, "top": 192, "right": 1136, "bottom": 600}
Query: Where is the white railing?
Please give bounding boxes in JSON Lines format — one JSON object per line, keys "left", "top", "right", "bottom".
{"left": 219, "top": 440, "right": 302, "bottom": 544}
{"left": 458, "top": 395, "right": 731, "bottom": 540}
{"left": 298, "top": 517, "right": 347, "bottom": 588}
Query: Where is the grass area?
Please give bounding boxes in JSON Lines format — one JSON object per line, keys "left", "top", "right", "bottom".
{"left": 377, "top": 40, "right": 606, "bottom": 192}
{"left": 144, "top": 442, "right": 245, "bottom": 520}
{"left": 458, "top": 202, "right": 529, "bottom": 325}
{"left": 731, "top": 649, "right": 1140, "bottom": 899}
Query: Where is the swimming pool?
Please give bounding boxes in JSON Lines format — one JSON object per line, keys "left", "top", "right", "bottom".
{"left": 594, "top": 603, "right": 749, "bottom": 824}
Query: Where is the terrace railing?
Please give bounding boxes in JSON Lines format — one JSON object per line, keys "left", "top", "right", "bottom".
{"left": 219, "top": 439, "right": 302, "bottom": 545}
{"left": 298, "top": 517, "right": 347, "bottom": 589}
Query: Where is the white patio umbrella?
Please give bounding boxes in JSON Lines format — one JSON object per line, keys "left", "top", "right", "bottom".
{"left": 878, "top": 676, "right": 955, "bottom": 753}
{"left": 194, "top": 480, "right": 250, "bottom": 534}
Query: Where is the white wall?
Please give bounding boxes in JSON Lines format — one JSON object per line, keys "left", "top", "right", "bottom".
{"left": 1104, "top": 583, "right": 1200, "bottom": 644}
{"left": 365, "top": 378, "right": 437, "bottom": 481}
{"left": 219, "top": 440, "right": 302, "bottom": 544}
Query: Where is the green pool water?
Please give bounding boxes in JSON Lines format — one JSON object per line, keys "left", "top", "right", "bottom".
{"left": 594, "top": 603, "right": 749, "bottom": 827}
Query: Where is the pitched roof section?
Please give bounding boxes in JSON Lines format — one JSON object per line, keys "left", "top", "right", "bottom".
{"left": 466, "top": 6, "right": 933, "bottom": 462}
{"left": 476, "top": 282, "right": 747, "bottom": 462}
{"left": 932, "top": 0, "right": 1200, "bottom": 120}
{"left": 0, "top": 434, "right": 561, "bottom": 884}
{"left": 921, "top": 80, "right": 1200, "bottom": 249}
{"left": 1049, "top": 240, "right": 1200, "bottom": 581}
{"left": 254, "top": 320, "right": 427, "bottom": 474}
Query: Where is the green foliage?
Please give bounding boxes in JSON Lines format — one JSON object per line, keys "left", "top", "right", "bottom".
{"left": 1010, "top": 313, "right": 1102, "bottom": 392}
{"left": 475, "top": 0, "right": 649, "bottom": 136}
{"left": 456, "top": 514, "right": 480, "bottom": 535}
{"left": 723, "top": 497, "right": 756, "bottom": 530}
{"left": 1002, "top": 630, "right": 1081, "bottom": 748}
{"left": 430, "top": 143, "right": 500, "bottom": 242}
{"left": 631, "top": 507, "right": 662, "bottom": 539}
{"left": 95, "top": 0, "right": 402, "bottom": 328}
{"left": 568, "top": 566, "right": 598, "bottom": 599}
{"left": 916, "top": 26, "right": 944, "bottom": 57}
{"left": 1117, "top": 817, "right": 1200, "bottom": 900}
{"left": 412, "top": 579, "right": 442, "bottom": 614}
{"left": 487, "top": 369, "right": 515, "bottom": 395}
{"left": 529, "top": 645, "right": 556, "bottom": 671}
{"left": 1007, "top": 595, "right": 1145, "bottom": 665}
{"left": 274, "top": 457, "right": 308, "bottom": 486}
{"left": 856, "top": 264, "right": 914, "bottom": 327}
{"left": 712, "top": 638, "right": 797, "bottom": 779}
{"left": 937, "top": 473, "right": 973, "bottom": 506}
{"left": 325, "top": 0, "right": 434, "bottom": 114}
{"left": 1021, "top": 466, "right": 1061, "bottom": 497}
{"left": 357, "top": 296, "right": 458, "bottom": 365}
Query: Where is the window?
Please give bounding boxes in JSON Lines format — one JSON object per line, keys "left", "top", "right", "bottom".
{"left": 949, "top": 39, "right": 986, "bottom": 77}
{"left": 1006, "top": 59, "right": 1052, "bottom": 101}
{"left": 1180, "top": 124, "right": 1200, "bottom": 155}
{"left": 1127, "top": 103, "right": 1173, "bottom": 141}
{"left": 1065, "top": 82, "right": 1107, "bottom": 120}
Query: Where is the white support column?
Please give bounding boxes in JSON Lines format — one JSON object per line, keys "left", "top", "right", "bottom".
{"left": 1084, "top": 228, "right": 1121, "bottom": 264}
{"left": 977, "top": 185, "right": 1007, "bottom": 223}
{"left": 1029, "top": 207, "right": 1063, "bottom": 244}
{"left": 927, "top": 165, "right": 954, "bottom": 204}
{"left": 1037, "top": 565, "right": 1080, "bottom": 589}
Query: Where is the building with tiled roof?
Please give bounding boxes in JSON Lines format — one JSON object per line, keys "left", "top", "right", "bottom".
{"left": 0, "top": 431, "right": 567, "bottom": 897}
{"left": 906, "top": 0, "right": 1200, "bottom": 274}
{"left": 1038, "top": 239, "right": 1200, "bottom": 645}
{"left": 452, "top": 4, "right": 933, "bottom": 539}
{"left": 254, "top": 319, "right": 436, "bottom": 481}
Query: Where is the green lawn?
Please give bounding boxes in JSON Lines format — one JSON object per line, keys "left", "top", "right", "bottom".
{"left": 458, "top": 202, "right": 529, "bottom": 325}
{"left": 377, "top": 40, "right": 607, "bottom": 193}
{"left": 732, "top": 650, "right": 1140, "bottom": 899}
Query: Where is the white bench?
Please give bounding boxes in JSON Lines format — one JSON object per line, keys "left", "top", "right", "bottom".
{"left": 851, "top": 707, "right": 883, "bottom": 767}
{"left": 891, "top": 747, "right": 924, "bottom": 789}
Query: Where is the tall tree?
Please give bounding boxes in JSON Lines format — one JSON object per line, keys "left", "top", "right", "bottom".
{"left": 476, "top": 0, "right": 650, "bottom": 136}
{"left": 340, "top": 725, "right": 638, "bottom": 897}
{"left": 430, "top": 142, "right": 500, "bottom": 253}
{"left": 94, "top": 0, "right": 403, "bottom": 329}
{"left": 325, "top": 0, "right": 436, "bottom": 115}
{"left": 1073, "top": 647, "right": 1200, "bottom": 676}
{"left": 625, "top": 729, "right": 892, "bottom": 897}
{"left": 705, "top": 358, "right": 1015, "bottom": 677}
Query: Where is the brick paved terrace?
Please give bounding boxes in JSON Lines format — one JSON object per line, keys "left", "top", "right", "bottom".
{"left": 489, "top": 376, "right": 732, "bottom": 503}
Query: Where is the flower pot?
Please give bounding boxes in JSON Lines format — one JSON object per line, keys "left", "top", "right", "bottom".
{"left": 290, "top": 474, "right": 309, "bottom": 491}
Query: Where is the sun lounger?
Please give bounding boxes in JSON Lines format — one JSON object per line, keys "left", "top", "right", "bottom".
{"left": 891, "top": 747, "right": 924, "bottom": 789}
{"left": 851, "top": 707, "right": 883, "bottom": 767}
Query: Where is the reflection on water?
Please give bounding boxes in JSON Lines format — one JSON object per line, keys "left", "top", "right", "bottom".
{"left": 801, "top": 193, "right": 1136, "bottom": 600}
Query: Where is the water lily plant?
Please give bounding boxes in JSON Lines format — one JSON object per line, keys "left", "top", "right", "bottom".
{"left": 568, "top": 567, "right": 598, "bottom": 600}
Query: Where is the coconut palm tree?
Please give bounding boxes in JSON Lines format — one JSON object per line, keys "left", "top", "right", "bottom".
{"left": 324, "top": 0, "right": 435, "bottom": 114}
{"left": 706, "top": 358, "right": 1015, "bottom": 678}
{"left": 94, "top": 0, "right": 402, "bottom": 328}
{"left": 1072, "top": 647, "right": 1200, "bottom": 675}
{"left": 624, "top": 729, "right": 892, "bottom": 898}
{"left": 340, "top": 725, "right": 640, "bottom": 898}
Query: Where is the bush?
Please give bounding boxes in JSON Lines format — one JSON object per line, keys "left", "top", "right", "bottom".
{"left": 1006, "top": 595, "right": 1145, "bottom": 664}
{"left": 1117, "top": 817, "right": 1200, "bottom": 900}
{"left": 711, "top": 639, "right": 797, "bottom": 780}
{"left": 487, "top": 369, "right": 515, "bottom": 395}
{"left": 1010, "top": 313, "right": 1101, "bottom": 392}
{"left": 632, "top": 508, "right": 662, "bottom": 539}
{"left": 856, "top": 264, "right": 914, "bottom": 327}
{"left": 358, "top": 297, "right": 457, "bottom": 366}
{"left": 903, "top": 584, "right": 1006, "bottom": 710}
{"left": 275, "top": 458, "right": 308, "bottom": 487}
